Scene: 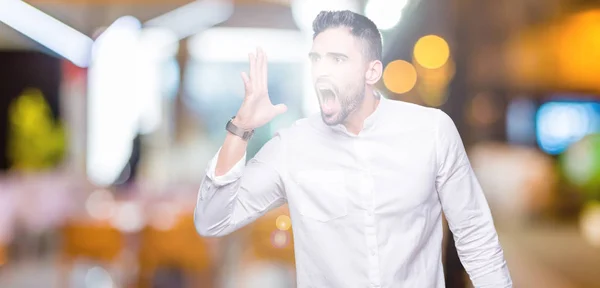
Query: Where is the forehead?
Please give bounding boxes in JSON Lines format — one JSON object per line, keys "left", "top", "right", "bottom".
{"left": 311, "top": 27, "right": 363, "bottom": 56}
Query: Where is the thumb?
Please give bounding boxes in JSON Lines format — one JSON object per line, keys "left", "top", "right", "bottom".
{"left": 241, "top": 72, "right": 251, "bottom": 93}
{"left": 273, "top": 104, "right": 288, "bottom": 115}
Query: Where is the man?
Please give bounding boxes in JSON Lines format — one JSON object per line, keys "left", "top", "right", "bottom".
{"left": 195, "top": 10, "right": 512, "bottom": 288}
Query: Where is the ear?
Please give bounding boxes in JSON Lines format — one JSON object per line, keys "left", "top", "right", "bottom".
{"left": 365, "top": 60, "right": 383, "bottom": 85}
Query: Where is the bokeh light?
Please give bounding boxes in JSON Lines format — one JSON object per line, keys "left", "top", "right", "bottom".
{"left": 270, "top": 230, "right": 290, "bottom": 248}
{"left": 364, "top": 0, "right": 407, "bottom": 30}
{"left": 383, "top": 60, "right": 417, "bottom": 94}
{"left": 413, "top": 35, "right": 450, "bottom": 69}
{"left": 580, "top": 201, "right": 600, "bottom": 247}
{"left": 275, "top": 215, "right": 291, "bottom": 231}
{"left": 536, "top": 102, "right": 600, "bottom": 155}
{"left": 109, "top": 201, "right": 144, "bottom": 233}
{"left": 85, "top": 189, "right": 116, "bottom": 220}
{"left": 561, "top": 134, "right": 600, "bottom": 199}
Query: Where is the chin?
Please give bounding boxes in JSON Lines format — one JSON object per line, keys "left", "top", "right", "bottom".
{"left": 321, "top": 111, "right": 343, "bottom": 126}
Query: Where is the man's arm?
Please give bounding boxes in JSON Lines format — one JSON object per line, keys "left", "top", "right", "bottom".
{"left": 195, "top": 47, "right": 288, "bottom": 237}
{"left": 195, "top": 131, "right": 286, "bottom": 237}
{"left": 434, "top": 110, "right": 512, "bottom": 288}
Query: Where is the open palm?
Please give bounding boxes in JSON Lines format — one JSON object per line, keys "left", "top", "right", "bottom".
{"left": 234, "top": 47, "right": 287, "bottom": 130}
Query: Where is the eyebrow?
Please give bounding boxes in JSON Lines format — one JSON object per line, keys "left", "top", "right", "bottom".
{"left": 308, "top": 52, "right": 349, "bottom": 59}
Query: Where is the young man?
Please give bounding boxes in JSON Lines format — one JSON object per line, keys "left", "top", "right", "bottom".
{"left": 195, "top": 10, "right": 512, "bottom": 288}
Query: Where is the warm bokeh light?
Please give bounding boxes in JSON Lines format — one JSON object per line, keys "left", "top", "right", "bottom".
{"left": 505, "top": 9, "right": 600, "bottom": 93}
{"left": 271, "top": 230, "right": 290, "bottom": 248}
{"left": 554, "top": 10, "right": 600, "bottom": 91}
{"left": 580, "top": 201, "right": 600, "bottom": 247}
{"left": 383, "top": 60, "right": 417, "bottom": 94}
{"left": 275, "top": 215, "right": 291, "bottom": 231}
{"left": 413, "top": 35, "right": 450, "bottom": 69}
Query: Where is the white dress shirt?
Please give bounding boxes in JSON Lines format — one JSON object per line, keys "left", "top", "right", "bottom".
{"left": 195, "top": 95, "right": 512, "bottom": 288}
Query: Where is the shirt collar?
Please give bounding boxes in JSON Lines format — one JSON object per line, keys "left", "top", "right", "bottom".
{"left": 329, "top": 90, "right": 387, "bottom": 137}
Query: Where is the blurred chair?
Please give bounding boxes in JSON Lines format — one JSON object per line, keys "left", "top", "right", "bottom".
{"left": 137, "top": 213, "right": 216, "bottom": 288}
{"left": 59, "top": 220, "right": 125, "bottom": 287}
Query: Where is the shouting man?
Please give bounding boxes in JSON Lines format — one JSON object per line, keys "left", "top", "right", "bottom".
{"left": 195, "top": 10, "right": 512, "bottom": 288}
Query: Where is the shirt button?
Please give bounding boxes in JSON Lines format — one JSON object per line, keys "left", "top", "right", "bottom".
{"left": 370, "top": 249, "right": 376, "bottom": 256}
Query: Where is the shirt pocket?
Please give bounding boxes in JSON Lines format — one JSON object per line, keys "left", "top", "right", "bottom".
{"left": 292, "top": 170, "right": 348, "bottom": 222}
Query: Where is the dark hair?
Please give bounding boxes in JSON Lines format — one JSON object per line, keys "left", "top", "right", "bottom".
{"left": 312, "top": 10, "right": 382, "bottom": 62}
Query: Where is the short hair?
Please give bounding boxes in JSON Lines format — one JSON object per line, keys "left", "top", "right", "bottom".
{"left": 312, "top": 10, "right": 382, "bottom": 62}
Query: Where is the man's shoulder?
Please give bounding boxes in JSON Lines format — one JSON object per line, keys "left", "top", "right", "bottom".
{"left": 383, "top": 98, "right": 442, "bottom": 127}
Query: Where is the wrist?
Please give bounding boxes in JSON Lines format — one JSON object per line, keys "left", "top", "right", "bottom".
{"left": 231, "top": 116, "right": 253, "bottom": 131}
{"left": 227, "top": 116, "right": 255, "bottom": 141}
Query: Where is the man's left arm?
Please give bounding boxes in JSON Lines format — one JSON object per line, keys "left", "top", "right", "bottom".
{"left": 434, "top": 110, "right": 512, "bottom": 288}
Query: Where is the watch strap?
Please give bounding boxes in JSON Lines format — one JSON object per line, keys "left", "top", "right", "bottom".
{"left": 226, "top": 117, "right": 254, "bottom": 141}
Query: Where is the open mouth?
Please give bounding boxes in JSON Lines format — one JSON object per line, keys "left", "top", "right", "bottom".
{"left": 317, "top": 87, "right": 339, "bottom": 115}
{"left": 318, "top": 87, "right": 337, "bottom": 103}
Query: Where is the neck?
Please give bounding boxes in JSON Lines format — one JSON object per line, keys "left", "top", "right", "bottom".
{"left": 343, "top": 88, "right": 380, "bottom": 135}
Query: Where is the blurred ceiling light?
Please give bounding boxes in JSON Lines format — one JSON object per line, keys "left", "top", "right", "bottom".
{"left": 383, "top": 59, "right": 417, "bottom": 94}
{"left": 87, "top": 16, "right": 143, "bottom": 187}
{"left": 365, "top": 0, "right": 408, "bottom": 30}
{"left": 413, "top": 34, "right": 450, "bottom": 69}
{"left": 88, "top": 18, "right": 179, "bottom": 187}
{"left": 188, "top": 27, "right": 308, "bottom": 62}
{"left": 291, "top": 0, "right": 361, "bottom": 32}
{"left": 0, "top": 0, "right": 93, "bottom": 67}
{"left": 145, "top": 0, "right": 234, "bottom": 40}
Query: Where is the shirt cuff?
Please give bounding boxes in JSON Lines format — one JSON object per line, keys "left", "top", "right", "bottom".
{"left": 206, "top": 146, "right": 246, "bottom": 186}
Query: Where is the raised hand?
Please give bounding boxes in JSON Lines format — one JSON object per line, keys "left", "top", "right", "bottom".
{"left": 233, "top": 47, "right": 288, "bottom": 130}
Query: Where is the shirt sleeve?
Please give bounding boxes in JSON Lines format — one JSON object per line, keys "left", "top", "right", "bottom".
{"left": 434, "top": 109, "right": 513, "bottom": 288}
{"left": 194, "top": 132, "right": 287, "bottom": 237}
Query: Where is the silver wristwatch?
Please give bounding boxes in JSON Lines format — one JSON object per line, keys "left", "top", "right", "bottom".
{"left": 226, "top": 116, "right": 254, "bottom": 141}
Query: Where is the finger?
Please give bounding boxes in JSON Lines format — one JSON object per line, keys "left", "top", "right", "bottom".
{"left": 262, "top": 50, "right": 268, "bottom": 91}
{"left": 273, "top": 103, "right": 288, "bottom": 115}
{"left": 248, "top": 52, "right": 256, "bottom": 88}
{"left": 255, "top": 47, "right": 264, "bottom": 92}
{"left": 241, "top": 72, "right": 251, "bottom": 95}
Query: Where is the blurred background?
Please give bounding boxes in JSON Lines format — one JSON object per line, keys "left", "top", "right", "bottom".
{"left": 1, "top": 0, "right": 600, "bottom": 287}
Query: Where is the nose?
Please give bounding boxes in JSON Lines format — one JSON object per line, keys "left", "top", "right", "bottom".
{"left": 312, "top": 61, "right": 333, "bottom": 80}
